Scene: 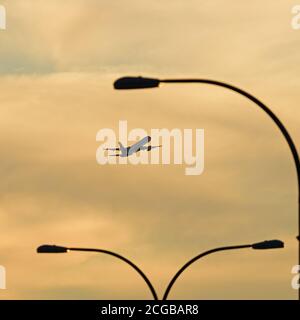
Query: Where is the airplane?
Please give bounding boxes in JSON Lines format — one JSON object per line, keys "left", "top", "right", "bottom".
{"left": 105, "top": 136, "right": 161, "bottom": 157}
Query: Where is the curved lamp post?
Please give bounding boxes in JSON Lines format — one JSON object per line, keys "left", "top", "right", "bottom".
{"left": 163, "top": 239, "right": 284, "bottom": 300}
{"left": 37, "top": 244, "right": 158, "bottom": 300}
{"left": 114, "top": 76, "right": 300, "bottom": 299}
{"left": 38, "top": 240, "right": 283, "bottom": 300}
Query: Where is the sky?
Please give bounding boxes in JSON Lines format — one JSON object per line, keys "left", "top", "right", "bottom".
{"left": 0, "top": 0, "right": 299, "bottom": 299}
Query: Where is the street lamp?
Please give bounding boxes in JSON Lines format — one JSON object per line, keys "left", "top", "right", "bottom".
{"left": 114, "top": 75, "right": 300, "bottom": 299}
{"left": 37, "top": 240, "right": 283, "bottom": 300}
{"left": 37, "top": 245, "right": 158, "bottom": 300}
{"left": 163, "top": 239, "right": 284, "bottom": 300}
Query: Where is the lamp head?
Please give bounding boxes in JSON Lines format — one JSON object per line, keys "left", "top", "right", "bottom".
{"left": 252, "top": 240, "right": 284, "bottom": 250}
{"left": 37, "top": 245, "right": 68, "bottom": 253}
{"left": 114, "top": 76, "right": 160, "bottom": 90}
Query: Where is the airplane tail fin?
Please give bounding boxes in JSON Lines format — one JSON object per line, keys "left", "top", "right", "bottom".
{"left": 118, "top": 142, "right": 126, "bottom": 154}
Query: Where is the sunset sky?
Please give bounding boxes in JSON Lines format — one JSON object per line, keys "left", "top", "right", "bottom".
{"left": 0, "top": 1, "right": 299, "bottom": 299}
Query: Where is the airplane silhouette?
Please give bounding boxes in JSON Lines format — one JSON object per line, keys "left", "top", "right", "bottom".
{"left": 105, "top": 136, "right": 161, "bottom": 157}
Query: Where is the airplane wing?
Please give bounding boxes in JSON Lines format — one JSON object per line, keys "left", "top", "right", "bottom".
{"left": 139, "top": 145, "right": 161, "bottom": 151}
{"left": 129, "top": 136, "right": 151, "bottom": 154}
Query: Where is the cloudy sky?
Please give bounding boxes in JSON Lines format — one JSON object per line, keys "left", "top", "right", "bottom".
{"left": 0, "top": 0, "right": 299, "bottom": 299}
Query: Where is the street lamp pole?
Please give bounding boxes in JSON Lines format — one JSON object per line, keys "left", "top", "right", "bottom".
{"left": 114, "top": 76, "right": 300, "bottom": 299}
{"left": 37, "top": 245, "right": 158, "bottom": 300}
{"left": 162, "top": 240, "right": 284, "bottom": 300}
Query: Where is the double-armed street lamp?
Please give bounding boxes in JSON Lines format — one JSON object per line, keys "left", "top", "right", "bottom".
{"left": 37, "top": 239, "right": 284, "bottom": 300}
